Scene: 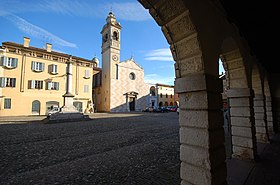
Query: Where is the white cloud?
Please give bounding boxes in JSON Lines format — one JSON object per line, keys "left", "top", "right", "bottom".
{"left": 145, "top": 73, "right": 175, "bottom": 85}
{"left": 0, "top": 0, "right": 151, "bottom": 21}
{"left": 5, "top": 14, "right": 77, "bottom": 48}
{"left": 102, "top": 2, "right": 151, "bottom": 21}
{"left": 144, "top": 48, "right": 174, "bottom": 62}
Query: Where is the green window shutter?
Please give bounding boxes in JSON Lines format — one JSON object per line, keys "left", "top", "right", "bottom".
{"left": 0, "top": 56, "right": 4, "bottom": 66}
{"left": 12, "top": 58, "right": 18, "bottom": 68}
{"left": 47, "top": 82, "right": 51, "bottom": 90}
{"left": 11, "top": 78, "right": 16, "bottom": 87}
{"left": 0, "top": 77, "right": 7, "bottom": 87}
{"left": 3, "top": 57, "right": 7, "bottom": 67}
{"left": 54, "top": 82, "right": 59, "bottom": 90}
{"left": 31, "top": 61, "right": 35, "bottom": 70}
{"left": 41, "top": 63, "right": 45, "bottom": 71}
{"left": 31, "top": 80, "right": 35, "bottom": 89}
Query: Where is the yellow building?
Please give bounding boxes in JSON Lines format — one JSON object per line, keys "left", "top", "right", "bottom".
{"left": 156, "top": 83, "right": 178, "bottom": 107}
{"left": 0, "top": 37, "right": 98, "bottom": 116}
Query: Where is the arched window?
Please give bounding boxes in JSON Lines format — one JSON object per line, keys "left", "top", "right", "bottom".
{"left": 150, "top": 86, "right": 155, "bottom": 96}
{"left": 160, "top": 93, "right": 162, "bottom": 98}
{"left": 113, "top": 31, "right": 118, "bottom": 41}
{"left": 103, "top": 34, "right": 108, "bottom": 43}
{"left": 32, "top": 100, "right": 40, "bottom": 115}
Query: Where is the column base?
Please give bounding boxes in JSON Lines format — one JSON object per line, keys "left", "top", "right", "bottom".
{"left": 46, "top": 112, "right": 90, "bottom": 123}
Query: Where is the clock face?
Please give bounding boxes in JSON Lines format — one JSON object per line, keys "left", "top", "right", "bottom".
{"left": 112, "top": 55, "right": 118, "bottom": 61}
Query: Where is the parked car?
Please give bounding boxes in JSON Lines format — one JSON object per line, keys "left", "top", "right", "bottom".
{"left": 154, "top": 107, "right": 169, "bottom": 113}
{"left": 142, "top": 107, "right": 154, "bottom": 112}
{"left": 169, "top": 106, "right": 177, "bottom": 112}
{"left": 47, "top": 106, "right": 60, "bottom": 116}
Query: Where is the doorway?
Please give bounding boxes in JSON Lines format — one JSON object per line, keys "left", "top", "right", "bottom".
{"left": 129, "top": 97, "right": 135, "bottom": 111}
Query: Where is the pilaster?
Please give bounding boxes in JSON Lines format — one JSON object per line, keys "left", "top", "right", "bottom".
{"left": 254, "top": 94, "right": 269, "bottom": 143}
{"left": 226, "top": 88, "right": 257, "bottom": 160}
{"left": 265, "top": 96, "right": 274, "bottom": 139}
{"left": 175, "top": 73, "right": 227, "bottom": 185}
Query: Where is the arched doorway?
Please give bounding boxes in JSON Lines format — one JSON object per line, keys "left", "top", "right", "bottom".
{"left": 32, "top": 100, "right": 40, "bottom": 115}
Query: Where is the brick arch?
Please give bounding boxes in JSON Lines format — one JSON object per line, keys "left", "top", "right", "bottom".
{"left": 220, "top": 37, "right": 251, "bottom": 89}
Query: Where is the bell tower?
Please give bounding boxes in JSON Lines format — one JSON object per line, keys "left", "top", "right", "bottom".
{"left": 100, "top": 12, "right": 122, "bottom": 111}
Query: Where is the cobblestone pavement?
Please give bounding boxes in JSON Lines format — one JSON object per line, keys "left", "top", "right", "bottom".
{"left": 0, "top": 112, "right": 180, "bottom": 185}
{"left": 2, "top": 113, "right": 280, "bottom": 185}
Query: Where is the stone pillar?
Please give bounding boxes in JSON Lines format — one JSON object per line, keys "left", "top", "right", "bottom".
{"left": 175, "top": 74, "right": 227, "bottom": 185}
{"left": 254, "top": 94, "right": 269, "bottom": 143}
{"left": 226, "top": 88, "right": 257, "bottom": 160}
{"left": 265, "top": 96, "right": 274, "bottom": 139}
{"left": 61, "top": 59, "right": 78, "bottom": 112}
{"left": 66, "top": 61, "right": 73, "bottom": 95}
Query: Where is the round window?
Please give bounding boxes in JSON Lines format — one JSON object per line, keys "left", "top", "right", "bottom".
{"left": 129, "top": 72, "right": 136, "bottom": 80}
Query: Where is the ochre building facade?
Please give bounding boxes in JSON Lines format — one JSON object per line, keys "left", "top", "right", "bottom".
{"left": 0, "top": 38, "right": 98, "bottom": 116}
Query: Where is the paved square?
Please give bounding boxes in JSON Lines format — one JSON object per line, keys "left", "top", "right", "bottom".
{"left": 0, "top": 112, "right": 180, "bottom": 184}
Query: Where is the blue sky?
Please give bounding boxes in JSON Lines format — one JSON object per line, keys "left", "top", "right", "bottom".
{"left": 0, "top": 0, "right": 224, "bottom": 85}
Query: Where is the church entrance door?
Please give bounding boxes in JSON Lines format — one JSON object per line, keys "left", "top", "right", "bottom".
{"left": 129, "top": 97, "right": 135, "bottom": 111}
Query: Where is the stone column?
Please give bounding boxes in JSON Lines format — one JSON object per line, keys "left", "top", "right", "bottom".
{"left": 61, "top": 58, "right": 77, "bottom": 112}
{"left": 254, "top": 94, "right": 269, "bottom": 143}
{"left": 226, "top": 88, "right": 257, "bottom": 160}
{"left": 265, "top": 96, "right": 274, "bottom": 139}
{"left": 175, "top": 73, "right": 227, "bottom": 185}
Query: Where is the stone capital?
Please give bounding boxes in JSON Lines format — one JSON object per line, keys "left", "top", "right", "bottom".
{"left": 226, "top": 88, "right": 254, "bottom": 98}
{"left": 175, "top": 73, "right": 222, "bottom": 93}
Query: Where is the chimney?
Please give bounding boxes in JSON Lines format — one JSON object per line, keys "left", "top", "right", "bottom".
{"left": 46, "top": 43, "right": 52, "bottom": 52}
{"left": 23, "top": 37, "right": 30, "bottom": 47}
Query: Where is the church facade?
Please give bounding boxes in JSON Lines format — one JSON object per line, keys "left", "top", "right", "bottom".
{"left": 93, "top": 12, "right": 156, "bottom": 112}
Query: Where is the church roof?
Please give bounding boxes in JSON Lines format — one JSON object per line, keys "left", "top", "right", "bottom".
{"left": 121, "top": 57, "right": 143, "bottom": 70}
